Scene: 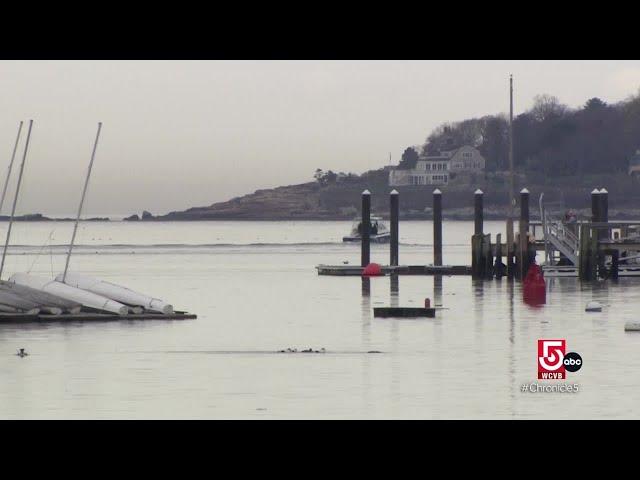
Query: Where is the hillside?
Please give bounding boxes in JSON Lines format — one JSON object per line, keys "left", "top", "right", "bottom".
{"left": 128, "top": 90, "right": 640, "bottom": 221}
{"left": 128, "top": 170, "right": 640, "bottom": 221}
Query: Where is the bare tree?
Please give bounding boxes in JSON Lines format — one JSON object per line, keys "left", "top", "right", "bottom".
{"left": 531, "top": 94, "right": 567, "bottom": 122}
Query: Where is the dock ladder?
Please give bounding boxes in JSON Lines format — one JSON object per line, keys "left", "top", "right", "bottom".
{"left": 539, "top": 194, "right": 579, "bottom": 266}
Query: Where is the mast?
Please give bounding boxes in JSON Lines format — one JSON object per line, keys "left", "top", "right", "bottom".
{"left": 0, "top": 121, "right": 24, "bottom": 214}
{"left": 0, "top": 120, "right": 33, "bottom": 280}
{"left": 62, "top": 122, "right": 102, "bottom": 282}
{"left": 509, "top": 74, "right": 515, "bottom": 216}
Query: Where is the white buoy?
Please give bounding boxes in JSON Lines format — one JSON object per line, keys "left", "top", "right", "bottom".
{"left": 585, "top": 301, "right": 602, "bottom": 312}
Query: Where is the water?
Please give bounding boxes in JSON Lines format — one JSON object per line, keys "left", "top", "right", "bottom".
{"left": 0, "top": 220, "right": 639, "bottom": 419}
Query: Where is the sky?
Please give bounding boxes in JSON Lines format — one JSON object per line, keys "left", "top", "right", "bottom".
{"left": 1, "top": 60, "right": 639, "bottom": 216}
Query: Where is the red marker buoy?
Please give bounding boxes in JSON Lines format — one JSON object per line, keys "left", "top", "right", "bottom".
{"left": 362, "top": 263, "right": 383, "bottom": 276}
{"left": 523, "top": 263, "right": 546, "bottom": 306}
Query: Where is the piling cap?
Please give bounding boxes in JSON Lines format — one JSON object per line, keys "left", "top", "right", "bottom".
{"left": 600, "top": 188, "right": 608, "bottom": 194}
{"left": 362, "top": 189, "right": 371, "bottom": 195}
{"left": 520, "top": 188, "right": 530, "bottom": 194}
{"left": 390, "top": 189, "right": 399, "bottom": 195}
{"left": 591, "top": 188, "right": 601, "bottom": 195}
{"left": 474, "top": 189, "right": 483, "bottom": 195}
{"left": 433, "top": 188, "right": 442, "bottom": 195}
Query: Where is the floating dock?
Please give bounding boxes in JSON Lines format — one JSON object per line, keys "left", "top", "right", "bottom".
{"left": 0, "top": 311, "right": 197, "bottom": 324}
{"left": 374, "top": 307, "right": 435, "bottom": 318}
{"left": 316, "top": 264, "right": 471, "bottom": 276}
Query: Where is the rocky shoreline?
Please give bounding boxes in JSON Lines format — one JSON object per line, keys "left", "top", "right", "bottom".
{"left": 0, "top": 214, "right": 110, "bottom": 222}
{"left": 122, "top": 174, "right": 640, "bottom": 222}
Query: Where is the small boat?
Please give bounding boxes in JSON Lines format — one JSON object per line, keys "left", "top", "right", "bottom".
{"left": 342, "top": 216, "right": 391, "bottom": 243}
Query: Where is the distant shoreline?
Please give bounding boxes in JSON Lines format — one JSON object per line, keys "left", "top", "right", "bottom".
{"left": 0, "top": 214, "right": 111, "bottom": 222}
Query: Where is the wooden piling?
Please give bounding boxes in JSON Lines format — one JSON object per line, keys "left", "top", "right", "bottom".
{"left": 390, "top": 189, "right": 399, "bottom": 266}
{"left": 361, "top": 190, "right": 371, "bottom": 267}
{"left": 494, "top": 233, "right": 504, "bottom": 278}
{"left": 611, "top": 249, "right": 619, "bottom": 280}
{"left": 506, "top": 218, "right": 515, "bottom": 279}
{"left": 474, "top": 189, "right": 483, "bottom": 235}
{"left": 591, "top": 188, "right": 601, "bottom": 223}
{"left": 433, "top": 188, "right": 442, "bottom": 266}
{"left": 589, "top": 228, "right": 598, "bottom": 281}
{"left": 471, "top": 189, "right": 484, "bottom": 279}
{"left": 578, "top": 223, "right": 590, "bottom": 281}
{"left": 472, "top": 233, "right": 482, "bottom": 279}
{"left": 600, "top": 188, "right": 609, "bottom": 240}
{"left": 518, "top": 188, "right": 530, "bottom": 280}
{"left": 483, "top": 233, "right": 493, "bottom": 279}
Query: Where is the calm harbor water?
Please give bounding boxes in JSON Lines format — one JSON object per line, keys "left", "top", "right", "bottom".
{"left": 1, "top": 220, "right": 639, "bottom": 419}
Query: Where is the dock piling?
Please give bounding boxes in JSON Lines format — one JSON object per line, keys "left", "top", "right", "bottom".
{"left": 494, "top": 233, "right": 504, "bottom": 278}
{"left": 518, "top": 188, "right": 530, "bottom": 279}
{"left": 506, "top": 218, "right": 515, "bottom": 278}
{"left": 433, "top": 189, "right": 442, "bottom": 266}
{"left": 600, "top": 188, "right": 609, "bottom": 240}
{"left": 390, "top": 190, "right": 399, "bottom": 266}
{"left": 591, "top": 188, "right": 601, "bottom": 223}
{"left": 361, "top": 190, "right": 371, "bottom": 267}
{"left": 611, "top": 249, "right": 619, "bottom": 280}
{"left": 471, "top": 189, "right": 484, "bottom": 278}
{"left": 474, "top": 189, "right": 483, "bottom": 235}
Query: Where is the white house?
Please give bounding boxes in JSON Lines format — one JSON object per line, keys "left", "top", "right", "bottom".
{"left": 389, "top": 145, "right": 486, "bottom": 186}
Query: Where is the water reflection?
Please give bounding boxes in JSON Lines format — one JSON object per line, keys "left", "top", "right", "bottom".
{"left": 390, "top": 275, "right": 399, "bottom": 308}
{"left": 433, "top": 275, "right": 442, "bottom": 307}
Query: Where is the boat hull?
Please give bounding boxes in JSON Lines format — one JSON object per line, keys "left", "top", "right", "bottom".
{"left": 55, "top": 273, "right": 173, "bottom": 315}
{"left": 342, "top": 233, "right": 391, "bottom": 244}
{"left": 9, "top": 273, "right": 129, "bottom": 315}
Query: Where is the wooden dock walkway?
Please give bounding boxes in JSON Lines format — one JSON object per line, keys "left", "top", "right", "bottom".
{"left": 316, "top": 264, "right": 471, "bottom": 276}
{"left": 0, "top": 311, "right": 197, "bottom": 324}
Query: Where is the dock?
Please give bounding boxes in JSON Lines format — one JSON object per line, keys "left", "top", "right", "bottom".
{"left": 317, "top": 186, "right": 640, "bottom": 283}
{"left": 0, "top": 311, "right": 197, "bottom": 324}
{"left": 374, "top": 307, "right": 435, "bottom": 318}
{"left": 316, "top": 264, "right": 471, "bottom": 276}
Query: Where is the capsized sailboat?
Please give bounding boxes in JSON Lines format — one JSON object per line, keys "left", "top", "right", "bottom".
{"left": 1, "top": 280, "right": 81, "bottom": 314}
{"left": 56, "top": 273, "right": 173, "bottom": 314}
{"left": 0, "top": 121, "right": 177, "bottom": 318}
{"left": 10, "top": 273, "right": 129, "bottom": 315}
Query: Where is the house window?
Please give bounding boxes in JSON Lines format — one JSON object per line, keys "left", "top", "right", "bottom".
{"left": 425, "top": 163, "right": 431, "bottom": 171}
{"left": 463, "top": 152, "right": 473, "bottom": 158}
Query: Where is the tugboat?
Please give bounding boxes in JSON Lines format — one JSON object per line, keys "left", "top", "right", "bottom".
{"left": 342, "top": 216, "right": 391, "bottom": 243}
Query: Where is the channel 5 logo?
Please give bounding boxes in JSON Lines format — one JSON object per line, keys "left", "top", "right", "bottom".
{"left": 537, "top": 339, "right": 582, "bottom": 379}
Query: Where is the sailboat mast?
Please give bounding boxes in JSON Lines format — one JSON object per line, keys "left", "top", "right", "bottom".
{"left": 0, "top": 121, "right": 24, "bottom": 215}
{"left": 0, "top": 120, "right": 33, "bottom": 280}
{"left": 62, "top": 122, "right": 102, "bottom": 283}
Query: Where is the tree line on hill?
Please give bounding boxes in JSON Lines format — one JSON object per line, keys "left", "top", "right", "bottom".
{"left": 396, "top": 91, "right": 640, "bottom": 178}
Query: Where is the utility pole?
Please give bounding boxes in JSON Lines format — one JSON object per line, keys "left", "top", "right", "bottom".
{"left": 509, "top": 74, "right": 515, "bottom": 216}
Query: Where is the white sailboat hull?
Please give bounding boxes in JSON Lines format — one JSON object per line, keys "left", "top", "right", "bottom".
{"left": 9, "top": 273, "right": 128, "bottom": 316}
{"left": 55, "top": 273, "right": 173, "bottom": 314}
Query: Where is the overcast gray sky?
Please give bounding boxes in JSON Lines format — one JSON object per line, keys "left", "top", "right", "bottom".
{"left": 1, "top": 60, "right": 639, "bottom": 216}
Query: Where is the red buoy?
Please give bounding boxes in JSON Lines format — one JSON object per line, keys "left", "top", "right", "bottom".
{"left": 362, "top": 263, "right": 383, "bottom": 276}
{"left": 523, "top": 263, "right": 546, "bottom": 306}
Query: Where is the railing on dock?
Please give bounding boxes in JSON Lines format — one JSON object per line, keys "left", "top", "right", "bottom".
{"left": 541, "top": 210, "right": 579, "bottom": 266}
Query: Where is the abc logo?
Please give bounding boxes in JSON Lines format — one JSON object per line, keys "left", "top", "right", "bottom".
{"left": 563, "top": 352, "right": 582, "bottom": 372}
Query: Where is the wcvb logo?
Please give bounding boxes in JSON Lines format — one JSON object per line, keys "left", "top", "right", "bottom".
{"left": 537, "top": 339, "right": 582, "bottom": 380}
